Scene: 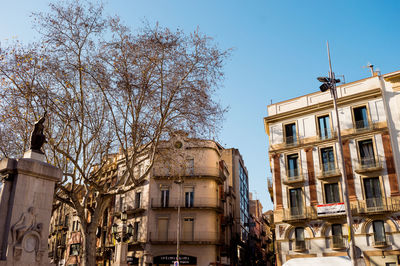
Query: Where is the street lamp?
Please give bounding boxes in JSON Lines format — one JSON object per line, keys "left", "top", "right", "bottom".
{"left": 112, "top": 211, "right": 133, "bottom": 243}
{"left": 317, "top": 42, "right": 357, "bottom": 266}
{"left": 174, "top": 178, "right": 184, "bottom": 264}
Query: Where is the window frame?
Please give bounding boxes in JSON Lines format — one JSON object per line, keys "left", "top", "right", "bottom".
{"left": 287, "top": 187, "right": 304, "bottom": 216}
{"left": 361, "top": 176, "right": 384, "bottom": 208}
{"left": 286, "top": 152, "right": 301, "bottom": 178}
{"left": 356, "top": 137, "right": 378, "bottom": 167}
{"left": 351, "top": 104, "right": 371, "bottom": 130}
{"left": 323, "top": 182, "right": 342, "bottom": 204}
{"left": 316, "top": 113, "right": 333, "bottom": 140}
{"left": 319, "top": 145, "right": 337, "bottom": 174}
{"left": 283, "top": 122, "right": 298, "bottom": 145}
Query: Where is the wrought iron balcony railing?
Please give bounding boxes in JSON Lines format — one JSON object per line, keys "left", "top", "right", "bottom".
{"left": 282, "top": 173, "right": 304, "bottom": 185}
{"left": 354, "top": 197, "right": 400, "bottom": 214}
{"left": 152, "top": 166, "right": 226, "bottom": 181}
{"left": 355, "top": 157, "right": 383, "bottom": 173}
{"left": 318, "top": 163, "right": 341, "bottom": 179}
{"left": 283, "top": 206, "right": 315, "bottom": 222}
{"left": 151, "top": 196, "right": 222, "bottom": 210}
{"left": 284, "top": 136, "right": 299, "bottom": 147}
{"left": 149, "top": 231, "right": 221, "bottom": 244}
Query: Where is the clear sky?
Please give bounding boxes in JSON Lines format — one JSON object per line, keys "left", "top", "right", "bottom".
{"left": 1, "top": 0, "right": 400, "bottom": 211}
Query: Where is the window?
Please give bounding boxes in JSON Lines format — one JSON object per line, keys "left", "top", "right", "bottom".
{"left": 133, "top": 221, "right": 139, "bottom": 242}
{"left": 285, "top": 123, "right": 297, "bottom": 144}
{"left": 324, "top": 183, "right": 340, "bottom": 204}
{"left": 72, "top": 220, "right": 80, "bottom": 231}
{"left": 183, "top": 218, "right": 194, "bottom": 241}
{"left": 331, "top": 224, "right": 343, "bottom": 248}
{"left": 186, "top": 159, "right": 194, "bottom": 175}
{"left": 185, "top": 187, "right": 194, "bottom": 207}
{"left": 289, "top": 188, "right": 303, "bottom": 216}
{"left": 157, "top": 218, "right": 168, "bottom": 241}
{"left": 353, "top": 106, "right": 369, "bottom": 129}
{"left": 119, "top": 195, "right": 125, "bottom": 212}
{"left": 321, "top": 147, "right": 335, "bottom": 173}
{"left": 135, "top": 192, "right": 141, "bottom": 209}
{"left": 373, "top": 220, "right": 386, "bottom": 246}
{"left": 318, "top": 115, "right": 331, "bottom": 139}
{"left": 295, "top": 227, "right": 305, "bottom": 250}
{"left": 358, "top": 139, "right": 376, "bottom": 167}
{"left": 287, "top": 154, "right": 299, "bottom": 178}
{"left": 65, "top": 214, "right": 69, "bottom": 228}
{"left": 70, "top": 243, "right": 80, "bottom": 256}
{"left": 161, "top": 188, "right": 169, "bottom": 207}
{"left": 364, "top": 177, "right": 382, "bottom": 208}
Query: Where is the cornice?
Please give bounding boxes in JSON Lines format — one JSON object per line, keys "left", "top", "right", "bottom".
{"left": 264, "top": 88, "right": 382, "bottom": 124}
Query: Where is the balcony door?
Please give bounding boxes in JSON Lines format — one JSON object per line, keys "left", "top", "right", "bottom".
{"left": 358, "top": 139, "right": 376, "bottom": 167}
{"left": 318, "top": 115, "right": 331, "bottom": 139}
{"left": 364, "top": 177, "right": 382, "bottom": 208}
{"left": 353, "top": 106, "right": 369, "bottom": 129}
{"left": 321, "top": 147, "right": 335, "bottom": 173}
{"left": 285, "top": 123, "right": 297, "bottom": 144}
{"left": 289, "top": 188, "right": 303, "bottom": 216}
{"left": 287, "top": 154, "right": 299, "bottom": 179}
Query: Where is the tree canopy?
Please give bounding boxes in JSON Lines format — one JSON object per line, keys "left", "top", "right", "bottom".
{"left": 0, "top": 0, "right": 229, "bottom": 264}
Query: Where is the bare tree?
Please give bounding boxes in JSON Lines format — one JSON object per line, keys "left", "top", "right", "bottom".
{"left": 0, "top": 1, "right": 229, "bottom": 265}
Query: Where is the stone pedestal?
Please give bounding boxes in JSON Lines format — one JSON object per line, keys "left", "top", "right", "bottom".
{"left": 114, "top": 242, "right": 128, "bottom": 266}
{"left": 0, "top": 151, "right": 62, "bottom": 266}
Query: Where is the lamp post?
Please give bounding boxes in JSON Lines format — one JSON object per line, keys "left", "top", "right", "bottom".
{"left": 112, "top": 210, "right": 133, "bottom": 266}
{"left": 317, "top": 42, "right": 357, "bottom": 266}
{"left": 174, "top": 178, "right": 184, "bottom": 264}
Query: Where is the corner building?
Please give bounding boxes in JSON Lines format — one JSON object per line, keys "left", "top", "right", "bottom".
{"left": 264, "top": 70, "right": 400, "bottom": 266}
{"left": 110, "top": 134, "right": 251, "bottom": 265}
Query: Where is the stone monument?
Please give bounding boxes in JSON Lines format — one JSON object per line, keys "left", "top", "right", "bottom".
{"left": 0, "top": 113, "right": 61, "bottom": 265}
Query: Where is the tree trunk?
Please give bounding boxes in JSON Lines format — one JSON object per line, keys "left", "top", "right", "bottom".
{"left": 82, "top": 223, "right": 98, "bottom": 266}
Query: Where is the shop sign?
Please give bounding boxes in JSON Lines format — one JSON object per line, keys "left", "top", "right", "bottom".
{"left": 317, "top": 202, "right": 345, "bottom": 215}
{"left": 153, "top": 255, "right": 197, "bottom": 265}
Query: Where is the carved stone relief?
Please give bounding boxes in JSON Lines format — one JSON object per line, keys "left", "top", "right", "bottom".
{"left": 10, "top": 207, "right": 43, "bottom": 261}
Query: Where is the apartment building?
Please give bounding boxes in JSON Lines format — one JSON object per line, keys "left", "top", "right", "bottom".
{"left": 264, "top": 70, "right": 400, "bottom": 266}
{"left": 48, "top": 133, "right": 252, "bottom": 266}
{"left": 221, "top": 148, "right": 250, "bottom": 265}
{"left": 106, "top": 134, "right": 250, "bottom": 265}
{"left": 49, "top": 203, "right": 83, "bottom": 266}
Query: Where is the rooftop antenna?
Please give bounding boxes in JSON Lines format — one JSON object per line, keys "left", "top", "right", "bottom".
{"left": 363, "top": 63, "right": 375, "bottom": 77}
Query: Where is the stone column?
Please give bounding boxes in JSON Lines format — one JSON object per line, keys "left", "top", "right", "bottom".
{"left": 0, "top": 150, "right": 62, "bottom": 266}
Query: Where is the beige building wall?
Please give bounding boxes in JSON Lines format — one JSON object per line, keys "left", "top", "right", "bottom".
{"left": 265, "top": 71, "right": 400, "bottom": 266}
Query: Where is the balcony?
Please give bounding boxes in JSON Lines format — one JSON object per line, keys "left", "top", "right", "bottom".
{"left": 317, "top": 163, "right": 341, "bottom": 179}
{"left": 152, "top": 166, "right": 226, "bottom": 183}
{"left": 149, "top": 231, "right": 221, "bottom": 245}
{"left": 283, "top": 206, "right": 315, "bottom": 222}
{"left": 355, "top": 157, "right": 383, "bottom": 174}
{"left": 282, "top": 172, "right": 304, "bottom": 185}
{"left": 284, "top": 136, "right": 300, "bottom": 147}
{"left": 319, "top": 130, "right": 337, "bottom": 141}
{"left": 331, "top": 235, "right": 347, "bottom": 250}
{"left": 151, "top": 196, "right": 222, "bottom": 211}
{"left": 372, "top": 235, "right": 390, "bottom": 248}
{"left": 355, "top": 197, "right": 400, "bottom": 214}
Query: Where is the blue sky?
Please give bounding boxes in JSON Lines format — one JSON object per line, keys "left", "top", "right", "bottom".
{"left": 1, "top": 0, "right": 400, "bottom": 211}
